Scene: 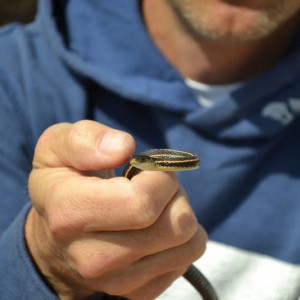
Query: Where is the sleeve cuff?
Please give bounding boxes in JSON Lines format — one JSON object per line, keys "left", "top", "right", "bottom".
{"left": 0, "top": 202, "right": 58, "bottom": 299}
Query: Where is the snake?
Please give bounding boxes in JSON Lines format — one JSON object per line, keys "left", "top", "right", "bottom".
{"left": 122, "top": 149, "right": 218, "bottom": 300}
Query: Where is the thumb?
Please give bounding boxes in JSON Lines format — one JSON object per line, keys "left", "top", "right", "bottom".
{"left": 32, "top": 120, "right": 135, "bottom": 171}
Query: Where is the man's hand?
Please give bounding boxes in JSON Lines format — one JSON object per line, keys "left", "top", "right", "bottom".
{"left": 25, "top": 120, "right": 207, "bottom": 300}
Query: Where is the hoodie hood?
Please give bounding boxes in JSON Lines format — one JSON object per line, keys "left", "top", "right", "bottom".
{"left": 39, "top": 0, "right": 300, "bottom": 141}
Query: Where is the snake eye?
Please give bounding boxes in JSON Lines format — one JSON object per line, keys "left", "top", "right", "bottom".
{"left": 138, "top": 155, "right": 148, "bottom": 163}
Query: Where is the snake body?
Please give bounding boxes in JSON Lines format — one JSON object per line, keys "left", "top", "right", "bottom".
{"left": 122, "top": 149, "right": 218, "bottom": 300}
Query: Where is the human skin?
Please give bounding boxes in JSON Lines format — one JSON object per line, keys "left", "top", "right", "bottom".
{"left": 142, "top": 0, "right": 300, "bottom": 83}
{"left": 26, "top": 121, "right": 207, "bottom": 300}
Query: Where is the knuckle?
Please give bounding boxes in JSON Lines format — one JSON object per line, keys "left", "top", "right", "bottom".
{"left": 46, "top": 192, "right": 83, "bottom": 238}
{"left": 72, "top": 246, "right": 123, "bottom": 281}
{"left": 171, "top": 189, "right": 199, "bottom": 243}
{"left": 68, "top": 121, "right": 94, "bottom": 151}
{"left": 176, "top": 211, "right": 199, "bottom": 242}
{"left": 186, "top": 226, "right": 208, "bottom": 262}
{"left": 129, "top": 187, "right": 163, "bottom": 228}
{"left": 105, "top": 283, "right": 129, "bottom": 297}
{"left": 195, "top": 226, "right": 208, "bottom": 257}
{"left": 32, "top": 125, "right": 63, "bottom": 168}
{"left": 76, "top": 259, "right": 102, "bottom": 280}
{"left": 70, "top": 247, "right": 108, "bottom": 280}
{"left": 104, "top": 274, "right": 140, "bottom": 297}
{"left": 35, "top": 124, "right": 57, "bottom": 150}
{"left": 169, "top": 230, "right": 207, "bottom": 270}
{"left": 127, "top": 270, "right": 184, "bottom": 300}
{"left": 47, "top": 206, "right": 73, "bottom": 238}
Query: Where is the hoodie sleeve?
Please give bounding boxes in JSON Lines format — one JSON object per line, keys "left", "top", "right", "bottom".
{"left": 0, "top": 203, "right": 59, "bottom": 300}
{"left": 0, "top": 54, "right": 122, "bottom": 300}
{"left": 0, "top": 70, "right": 59, "bottom": 299}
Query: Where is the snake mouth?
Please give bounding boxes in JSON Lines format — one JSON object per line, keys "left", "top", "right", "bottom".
{"left": 129, "top": 155, "right": 158, "bottom": 171}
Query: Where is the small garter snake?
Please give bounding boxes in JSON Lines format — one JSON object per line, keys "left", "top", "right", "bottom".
{"left": 122, "top": 149, "right": 218, "bottom": 300}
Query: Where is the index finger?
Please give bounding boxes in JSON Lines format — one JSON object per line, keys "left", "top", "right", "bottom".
{"left": 43, "top": 170, "right": 179, "bottom": 233}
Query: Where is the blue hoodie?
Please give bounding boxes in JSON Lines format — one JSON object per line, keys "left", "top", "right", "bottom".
{"left": 0, "top": 0, "right": 300, "bottom": 299}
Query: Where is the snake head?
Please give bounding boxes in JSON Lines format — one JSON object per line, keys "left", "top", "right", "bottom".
{"left": 130, "top": 155, "right": 157, "bottom": 171}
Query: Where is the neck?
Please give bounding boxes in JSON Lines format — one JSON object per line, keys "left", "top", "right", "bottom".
{"left": 142, "top": 0, "right": 299, "bottom": 84}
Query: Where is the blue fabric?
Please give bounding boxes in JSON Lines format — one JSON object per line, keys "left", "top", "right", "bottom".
{"left": 0, "top": 203, "right": 57, "bottom": 299}
{"left": 0, "top": 0, "right": 300, "bottom": 298}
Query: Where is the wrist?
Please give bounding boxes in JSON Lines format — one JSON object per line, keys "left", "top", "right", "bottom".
{"left": 25, "top": 208, "right": 93, "bottom": 299}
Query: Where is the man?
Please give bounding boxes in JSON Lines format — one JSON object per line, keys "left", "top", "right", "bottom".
{"left": 0, "top": 0, "right": 300, "bottom": 299}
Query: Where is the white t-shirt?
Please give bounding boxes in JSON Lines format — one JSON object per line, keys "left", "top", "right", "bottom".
{"left": 185, "top": 77, "right": 242, "bottom": 108}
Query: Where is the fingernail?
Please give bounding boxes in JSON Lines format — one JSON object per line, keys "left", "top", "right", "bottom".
{"left": 98, "top": 131, "right": 126, "bottom": 155}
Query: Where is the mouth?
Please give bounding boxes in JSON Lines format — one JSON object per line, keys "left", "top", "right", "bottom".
{"left": 129, "top": 157, "right": 156, "bottom": 171}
